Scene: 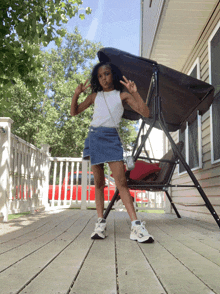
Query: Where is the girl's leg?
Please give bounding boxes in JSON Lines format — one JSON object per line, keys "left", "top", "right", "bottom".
{"left": 108, "top": 161, "right": 137, "bottom": 221}
{"left": 91, "top": 163, "right": 105, "bottom": 218}
{"left": 109, "top": 161, "right": 154, "bottom": 243}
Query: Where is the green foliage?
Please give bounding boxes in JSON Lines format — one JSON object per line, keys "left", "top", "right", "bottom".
{"left": 1, "top": 1, "right": 137, "bottom": 159}
{"left": 8, "top": 212, "right": 31, "bottom": 221}
{"left": 7, "top": 29, "right": 137, "bottom": 158}
{"left": 8, "top": 29, "right": 98, "bottom": 156}
{"left": 0, "top": 0, "right": 91, "bottom": 114}
{"left": 119, "top": 118, "right": 137, "bottom": 152}
{"left": 35, "top": 29, "right": 100, "bottom": 157}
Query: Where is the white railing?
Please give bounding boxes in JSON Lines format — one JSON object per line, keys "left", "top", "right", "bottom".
{"left": 9, "top": 134, "right": 49, "bottom": 214}
{"left": 48, "top": 157, "right": 114, "bottom": 209}
{"left": 48, "top": 157, "right": 165, "bottom": 211}
{"left": 0, "top": 118, "right": 50, "bottom": 222}
{"left": 0, "top": 117, "right": 165, "bottom": 222}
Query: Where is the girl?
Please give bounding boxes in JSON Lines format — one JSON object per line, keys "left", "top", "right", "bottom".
{"left": 70, "top": 62, "right": 154, "bottom": 243}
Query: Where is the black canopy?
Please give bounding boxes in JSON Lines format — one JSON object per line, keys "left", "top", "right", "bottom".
{"left": 98, "top": 47, "right": 215, "bottom": 132}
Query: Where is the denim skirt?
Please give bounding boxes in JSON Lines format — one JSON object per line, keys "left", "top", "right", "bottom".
{"left": 83, "top": 126, "right": 123, "bottom": 166}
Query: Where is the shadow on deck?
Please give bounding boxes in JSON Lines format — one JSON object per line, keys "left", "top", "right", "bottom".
{"left": 0, "top": 209, "right": 220, "bottom": 294}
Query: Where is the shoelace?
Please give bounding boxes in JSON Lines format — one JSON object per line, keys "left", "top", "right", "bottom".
{"left": 96, "top": 218, "right": 106, "bottom": 229}
{"left": 97, "top": 218, "right": 105, "bottom": 223}
{"left": 138, "top": 221, "right": 149, "bottom": 234}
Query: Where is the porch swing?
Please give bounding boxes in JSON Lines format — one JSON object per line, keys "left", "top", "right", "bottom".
{"left": 97, "top": 47, "right": 220, "bottom": 229}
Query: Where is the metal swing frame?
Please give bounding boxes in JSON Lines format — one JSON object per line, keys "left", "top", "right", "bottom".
{"left": 103, "top": 65, "right": 220, "bottom": 229}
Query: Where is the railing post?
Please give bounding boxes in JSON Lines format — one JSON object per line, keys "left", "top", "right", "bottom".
{"left": 165, "top": 188, "right": 172, "bottom": 213}
{"left": 0, "top": 117, "right": 14, "bottom": 222}
{"left": 81, "top": 160, "right": 88, "bottom": 210}
{"left": 41, "top": 144, "right": 50, "bottom": 210}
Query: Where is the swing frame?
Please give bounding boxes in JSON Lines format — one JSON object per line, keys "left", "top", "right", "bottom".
{"left": 97, "top": 48, "right": 220, "bottom": 229}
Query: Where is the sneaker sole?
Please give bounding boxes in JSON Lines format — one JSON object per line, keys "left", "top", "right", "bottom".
{"left": 91, "top": 233, "right": 106, "bottom": 240}
{"left": 138, "top": 236, "right": 154, "bottom": 243}
{"left": 130, "top": 236, "right": 154, "bottom": 243}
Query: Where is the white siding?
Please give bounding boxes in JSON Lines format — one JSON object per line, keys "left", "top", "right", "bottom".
{"left": 141, "top": 0, "right": 165, "bottom": 58}
{"left": 170, "top": 3, "right": 220, "bottom": 223}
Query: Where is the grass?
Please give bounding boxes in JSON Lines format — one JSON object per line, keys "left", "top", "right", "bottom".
{"left": 7, "top": 209, "right": 163, "bottom": 221}
{"left": 8, "top": 212, "right": 31, "bottom": 221}
{"left": 140, "top": 210, "right": 164, "bottom": 213}
{"left": 136, "top": 203, "right": 165, "bottom": 213}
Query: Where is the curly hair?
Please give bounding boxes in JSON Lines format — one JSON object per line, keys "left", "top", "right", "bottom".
{"left": 90, "top": 62, "right": 124, "bottom": 93}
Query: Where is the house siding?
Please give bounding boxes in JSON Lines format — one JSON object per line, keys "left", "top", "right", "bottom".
{"left": 170, "top": 3, "right": 220, "bottom": 222}
{"left": 141, "top": 0, "right": 165, "bottom": 58}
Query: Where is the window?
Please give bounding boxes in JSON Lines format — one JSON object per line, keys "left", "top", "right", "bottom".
{"left": 209, "top": 21, "right": 220, "bottom": 163}
{"left": 179, "top": 128, "right": 186, "bottom": 173}
{"left": 210, "top": 94, "right": 220, "bottom": 163}
{"left": 69, "top": 173, "right": 95, "bottom": 185}
{"left": 188, "top": 119, "right": 200, "bottom": 169}
{"left": 72, "top": 174, "right": 82, "bottom": 185}
{"left": 179, "top": 58, "right": 202, "bottom": 173}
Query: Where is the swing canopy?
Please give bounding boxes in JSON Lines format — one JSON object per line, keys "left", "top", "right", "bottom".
{"left": 98, "top": 48, "right": 215, "bottom": 132}
{"left": 98, "top": 48, "right": 220, "bottom": 229}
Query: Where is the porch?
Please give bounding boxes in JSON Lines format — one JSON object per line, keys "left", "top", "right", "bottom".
{"left": 0, "top": 117, "right": 165, "bottom": 222}
{"left": 0, "top": 209, "right": 220, "bottom": 294}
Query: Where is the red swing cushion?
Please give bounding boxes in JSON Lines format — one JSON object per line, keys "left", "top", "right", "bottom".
{"left": 129, "top": 160, "right": 161, "bottom": 181}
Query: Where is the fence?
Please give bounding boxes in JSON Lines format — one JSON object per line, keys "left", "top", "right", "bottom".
{"left": 48, "top": 157, "right": 165, "bottom": 211}
{"left": 0, "top": 117, "right": 165, "bottom": 222}
{"left": 9, "top": 135, "right": 49, "bottom": 213}
{"left": 0, "top": 118, "right": 50, "bottom": 222}
{"left": 48, "top": 157, "right": 113, "bottom": 209}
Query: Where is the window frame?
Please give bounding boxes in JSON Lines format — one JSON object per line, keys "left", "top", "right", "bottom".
{"left": 208, "top": 20, "right": 220, "bottom": 164}
{"left": 178, "top": 58, "right": 202, "bottom": 175}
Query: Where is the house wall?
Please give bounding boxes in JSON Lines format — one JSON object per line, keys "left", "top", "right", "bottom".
{"left": 140, "top": 0, "right": 165, "bottom": 58}
{"left": 170, "top": 3, "right": 220, "bottom": 223}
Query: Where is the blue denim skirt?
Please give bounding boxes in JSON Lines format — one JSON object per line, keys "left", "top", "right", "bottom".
{"left": 83, "top": 126, "right": 124, "bottom": 166}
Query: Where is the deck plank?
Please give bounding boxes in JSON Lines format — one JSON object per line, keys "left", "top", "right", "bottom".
{"left": 139, "top": 212, "right": 218, "bottom": 294}
{"left": 0, "top": 210, "right": 220, "bottom": 294}
{"left": 69, "top": 212, "right": 117, "bottom": 294}
{"left": 0, "top": 210, "right": 77, "bottom": 254}
{"left": 19, "top": 215, "right": 96, "bottom": 294}
{"left": 0, "top": 210, "right": 84, "bottom": 272}
{"left": 0, "top": 211, "right": 93, "bottom": 294}
{"left": 175, "top": 218, "right": 220, "bottom": 250}
{"left": 153, "top": 218, "right": 220, "bottom": 266}
{"left": 0, "top": 210, "right": 71, "bottom": 242}
{"left": 114, "top": 212, "right": 166, "bottom": 294}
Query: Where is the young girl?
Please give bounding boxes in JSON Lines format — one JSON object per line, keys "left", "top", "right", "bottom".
{"left": 70, "top": 62, "right": 154, "bottom": 243}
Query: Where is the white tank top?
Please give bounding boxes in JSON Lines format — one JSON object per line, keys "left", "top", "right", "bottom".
{"left": 91, "top": 90, "right": 124, "bottom": 128}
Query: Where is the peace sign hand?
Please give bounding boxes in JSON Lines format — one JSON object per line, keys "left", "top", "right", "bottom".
{"left": 120, "top": 76, "right": 137, "bottom": 94}
{"left": 75, "top": 79, "right": 91, "bottom": 96}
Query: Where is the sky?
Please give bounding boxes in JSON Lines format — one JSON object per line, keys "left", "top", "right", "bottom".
{"left": 47, "top": 0, "right": 141, "bottom": 56}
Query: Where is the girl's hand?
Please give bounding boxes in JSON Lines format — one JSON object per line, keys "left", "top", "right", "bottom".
{"left": 120, "top": 76, "right": 137, "bottom": 94}
{"left": 75, "top": 79, "right": 91, "bottom": 96}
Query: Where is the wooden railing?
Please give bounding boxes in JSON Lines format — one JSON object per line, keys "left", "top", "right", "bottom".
{"left": 0, "top": 117, "right": 165, "bottom": 222}
{"left": 0, "top": 118, "right": 50, "bottom": 221}
{"left": 9, "top": 134, "right": 49, "bottom": 214}
{"left": 48, "top": 157, "right": 113, "bottom": 210}
{"left": 48, "top": 157, "right": 165, "bottom": 211}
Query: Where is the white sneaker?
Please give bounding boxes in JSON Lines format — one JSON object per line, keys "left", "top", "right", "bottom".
{"left": 91, "top": 218, "right": 107, "bottom": 239}
{"left": 114, "top": 199, "right": 125, "bottom": 212}
{"left": 130, "top": 221, "right": 154, "bottom": 243}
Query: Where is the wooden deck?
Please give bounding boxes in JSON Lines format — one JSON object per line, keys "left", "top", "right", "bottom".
{"left": 0, "top": 209, "right": 220, "bottom": 294}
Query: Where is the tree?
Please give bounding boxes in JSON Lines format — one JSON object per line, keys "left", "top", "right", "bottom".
{"left": 0, "top": 0, "right": 91, "bottom": 115}
{"left": 8, "top": 29, "right": 137, "bottom": 158}
{"left": 8, "top": 29, "right": 99, "bottom": 156}
{"left": 37, "top": 29, "right": 100, "bottom": 157}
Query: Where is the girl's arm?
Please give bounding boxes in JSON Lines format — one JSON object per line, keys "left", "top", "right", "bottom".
{"left": 120, "top": 76, "right": 150, "bottom": 118}
{"left": 70, "top": 80, "right": 96, "bottom": 116}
